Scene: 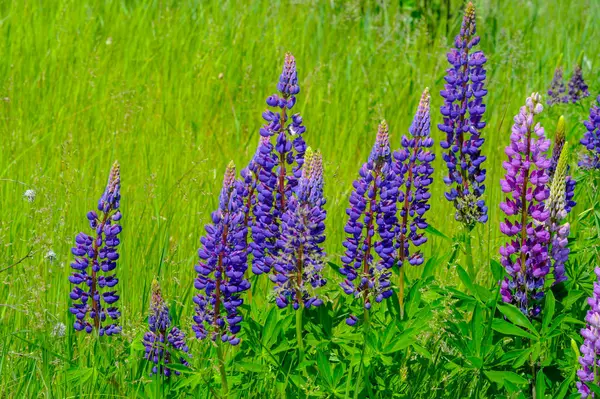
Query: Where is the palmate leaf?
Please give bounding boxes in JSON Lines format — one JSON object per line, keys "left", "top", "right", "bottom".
{"left": 497, "top": 303, "right": 539, "bottom": 336}
{"left": 483, "top": 370, "right": 528, "bottom": 387}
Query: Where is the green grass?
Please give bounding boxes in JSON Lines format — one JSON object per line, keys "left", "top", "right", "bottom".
{"left": 0, "top": 0, "right": 599, "bottom": 397}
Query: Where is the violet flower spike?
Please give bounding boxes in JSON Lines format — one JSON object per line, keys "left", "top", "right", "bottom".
{"left": 69, "top": 161, "right": 122, "bottom": 336}
{"left": 340, "top": 121, "right": 396, "bottom": 325}
{"left": 272, "top": 148, "right": 327, "bottom": 309}
{"left": 547, "top": 65, "right": 568, "bottom": 106}
{"left": 577, "top": 267, "right": 600, "bottom": 398}
{"left": 568, "top": 57, "right": 590, "bottom": 104}
{"left": 393, "top": 88, "right": 435, "bottom": 269}
{"left": 499, "top": 93, "right": 552, "bottom": 318}
{"left": 144, "top": 279, "right": 190, "bottom": 377}
{"left": 251, "top": 53, "right": 307, "bottom": 276}
{"left": 439, "top": 1, "right": 488, "bottom": 228}
{"left": 580, "top": 95, "right": 600, "bottom": 170}
{"left": 193, "top": 162, "right": 250, "bottom": 346}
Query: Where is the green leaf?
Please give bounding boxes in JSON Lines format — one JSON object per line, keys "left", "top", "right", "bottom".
{"left": 492, "top": 319, "right": 537, "bottom": 340}
{"left": 456, "top": 265, "right": 476, "bottom": 297}
{"left": 236, "top": 361, "right": 266, "bottom": 373}
{"left": 317, "top": 351, "right": 333, "bottom": 387}
{"left": 542, "top": 290, "right": 555, "bottom": 334}
{"left": 425, "top": 225, "right": 450, "bottom": 241}
{"left": 497, "top": 303, "right": 538, "bottom": 335}
{"left": 483, "top": 370, "right": 528, "bottom": 386}
{"left": 535, "top": 369, "right": 545, "bottom": 399}
{"left": 490, "top": 259, "right": 505, "bottom": 283}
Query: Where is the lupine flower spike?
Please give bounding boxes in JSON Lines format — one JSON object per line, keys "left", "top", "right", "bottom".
{"left": 499, "top": 93, "right": 551, "bottom": 317}
{"left": 568, "top": 53, "right": 590, "bottom": 103}
{"left": 439, "top": 1, "right": 488, "bottom": 228}
{"left": 577, "top": 267, "right": 600, "bottom": 398}
{"left": 546, "top": 139, "right": 572, "bottom": 285}
{"left": 273, "top": 148, "right": 327, "bottom": 310}
{"left": 340, "top": 121, "right": 396, "bottom": 326}
{"left": 393, "top": 88, "right": 435, "bottom": 317}
{"left": 69, "top": 161, "right": 122, "bottom": 336}
{"left": 251, "top": 53, "right": 307, "bottom": 276}
{"left": 547, "top": 55, "right": 567, "bottom": 106}
{"left": 193, "top": 162, "right": 250, "bottom": 346}
{"left": 580, "top": 95, "right": 600, "bottom": 170}
{"left": 143, "top": 279, "right": 190, "bottom": 377}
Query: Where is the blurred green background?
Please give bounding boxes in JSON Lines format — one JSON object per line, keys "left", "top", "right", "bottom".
{"left": 0, "top": 0, "right": 598, "bottom": 396}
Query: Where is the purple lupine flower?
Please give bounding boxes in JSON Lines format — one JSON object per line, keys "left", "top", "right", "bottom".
{"left": 568, "top": 64, "right": 590, "bottom": 104}
{"left": 499, "top": 93, "right": 552, "bottom": 317}
{"left": 439, "top": 1, "right": 488, "bottom": 228}
{"left": 69, "top": 161, "right": 122, "bottom": 336}
{"left": 547, "top": 66, "right": 568, "bottom": 106}
{"left": 144, "top": 279, "right": 190, "bottom": 377}
{"left": 393, "top": 88, "right": 435, "bottom": 269}
{"left": 193, "top": 162, "right": 250, "bottom": 346}
{"left": 251, "top": 53, "right": 307, "bottom": 276}
{"left": 546, "top": 141, "right": 572, "bottom": 285}
{"left": 576, "top": 267, "right": 600, "bottom": 398}
{"left": 580, "top": 95, "right": 600, "bottom": 170}
{"left": 340, "top": 121, "right": 396, "bottom": 324}
{"left": 272, "top": 148, "right": 327, "bottom": 309}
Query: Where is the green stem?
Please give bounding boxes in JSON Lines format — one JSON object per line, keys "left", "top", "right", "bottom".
{"left": 217, "top": 340, "right": 229, "bottom": 397}
{"left": 464, "top": 230, "right": 475, "bottom": 281}
{"left": 354, "top": 309, "right": 371, "bottom": 399}
{"left": 295, "top": 307, "right": 304, "bottom": 360}
{"left": 399, "top": 268, "right": 405, "bottom": 320}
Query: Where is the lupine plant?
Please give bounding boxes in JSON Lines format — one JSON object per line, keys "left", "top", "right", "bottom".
{"left": 439, "top": 1, "right": 488, "bottom": 278}
{"left": 69, "top": 161, "right": 122, "bottom": 336}
{"left": 192, "top": 161, "right": 250, "bottom": 394}
{"left": 273, "top": 147, "right": 327, "bottom": 352}
{"left": 547, "top": 61, "right": 568, "bottom": 105}
{"left": 340, "top": 121, "right": 396, "bottom": 326}
{"left": 143, "top": 279, "right": 189, "bottom": 377}
{"left": 499, "top": 93, "right": 551, "bottom": 318}
{"left": 393, "top": 88, "right": 435, "bottom": 317}
{"left": 568, "top": 53, "right": 590, "bottom": 103}
{"left": 251, "top": 53, "right": 307, "bottom": 277}
{"left": 577, "top": 267, "right": 600, "bottom": 398}
{"left": 580, "top": 94, "right": 600, "bottom": 170}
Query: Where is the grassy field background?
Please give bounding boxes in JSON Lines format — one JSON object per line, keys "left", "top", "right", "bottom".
{"left": 0, "top": 0, "right": 599, "bottom": 397}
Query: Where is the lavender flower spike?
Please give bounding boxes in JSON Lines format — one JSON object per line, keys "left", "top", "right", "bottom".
{"left": 547, "top": 55, "right": 567, "bottom": 106}
{"left": 69, "top": 161, "right": 122, "bottom": 336}
{"left": 499, "top": 93, "right": 552, "bottom": 317}
{"left": 394, "top": 88, "right": 435, "bottom": 268}
{"left": 568, "top": 53, "right": 590, "bottom": 103}
{"left": 273, "top": 148, "right": 327, "bottom": 309}
{"left": 251, "top": 53, "right": 307, "bottom": 276}
{"left": 580, "top": 95, "right": 600, "bottom": 170}
{"left": 546, "top": 142, "right": 572, "bottom": 285}
{"left": 577, "top": 267, "right": 600, "bottom": 398}
{"left": 143, "top": 279, "right": 190, "bottom": 377}
{"left": 193, "top": 162, "right": 250, "bottom": 346}
{"left": 340, "top": 121, "right": 396, "bottom": 325}
{"left": 439, "top": 1, "right": 488, "bottom": 228}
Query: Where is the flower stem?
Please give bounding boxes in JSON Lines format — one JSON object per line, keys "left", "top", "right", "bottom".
{"left": 398, "top": 268, "right": 405, "bottom": 319}
{"left": 217, "top": 340, "right": 229, "bottom": 397}
{"left": 464, "top": 230, "right": 475, "bottom": 280}
{"left": 295, "top": 307, "right": 304, "bottom": 361}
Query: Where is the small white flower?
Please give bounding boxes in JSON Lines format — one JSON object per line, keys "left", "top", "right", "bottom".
{"left": 23, "top": 189, "right": 36, "bottom": 202}
{"left": 52, "top": 322, "right": 66, "bottom": 337}
{"left": 106, "top": 37, "right": 113, "bottom": 45}
{"left": 45, "top": 250, "right": 57, "bottom": 263}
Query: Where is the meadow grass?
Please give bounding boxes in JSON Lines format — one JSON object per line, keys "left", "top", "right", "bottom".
{"left": 0, "top": 0, "right": 599, "bottom": 397}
